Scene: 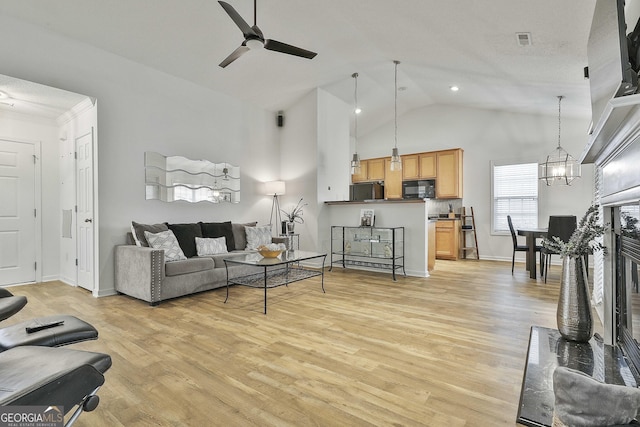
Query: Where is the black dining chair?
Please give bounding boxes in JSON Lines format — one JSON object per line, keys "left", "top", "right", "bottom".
{"left": 508, "top": 215, "right": 544, "bottom": 275}
{"left": 541, "top": 215, "right": 577, "bottom": 283}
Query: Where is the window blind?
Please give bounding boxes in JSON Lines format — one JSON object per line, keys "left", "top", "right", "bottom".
{"left": 493, "top": 162, "right": 538, "bottom": 232}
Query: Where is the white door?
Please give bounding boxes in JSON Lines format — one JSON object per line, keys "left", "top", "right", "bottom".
{"left": 76, "top": 129, "right": 94, "bottom": 291}
{"left": 0, "top": 140, "right": 36, "bottom": 285}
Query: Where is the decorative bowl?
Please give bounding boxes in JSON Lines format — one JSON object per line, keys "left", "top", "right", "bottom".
{"left": 258, "top": 249, "right": 283, "bottom": 258}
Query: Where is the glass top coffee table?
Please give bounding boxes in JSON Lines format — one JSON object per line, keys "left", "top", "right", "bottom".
{"left": 223, "top": 250, "right": 327, "bottom": 314}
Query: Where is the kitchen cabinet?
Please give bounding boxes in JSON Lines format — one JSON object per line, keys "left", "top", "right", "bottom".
{"left": 419, "top": 153, "right": 436, "bottom": 178}
{"left": 428, "top": 220, "right": 436, "bottom": 271}
{"left": 352, "top": 158, "right": 386, "bottom": 183}
{"left": 384, "top": 158, "right": 403, "bottom": 199}
{"left": 435, "top": 219, "right": 460, "bottom": 260}
{"left": 436, "top": 149, "right": 463, "bottom": 199}
{"left": 402, "top": 154, "right": 420, "bottom": 179}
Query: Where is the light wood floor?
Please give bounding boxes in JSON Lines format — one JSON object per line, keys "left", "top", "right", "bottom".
{"left": 6, "top": 260, "right": 593, "bottom": 426}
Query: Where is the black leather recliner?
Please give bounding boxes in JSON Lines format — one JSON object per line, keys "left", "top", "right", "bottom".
{"left": 0, "top": 288, "right": 111, "bottom": 427}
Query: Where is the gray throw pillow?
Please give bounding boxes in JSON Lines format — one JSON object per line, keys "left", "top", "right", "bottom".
{"left": 245, "top": 225, "right": 272, "bottom": 250}
{"left": 131, "top": 221, "right": 169, "bottom": 247}
{"left": 144, "top": 230, "right": 187, "bottom": 262}
{"left": 232, "top": 222, "right": 257, "bottom": 250}
{"left": 553, "top": 366, "right": 640, "bottom": 427}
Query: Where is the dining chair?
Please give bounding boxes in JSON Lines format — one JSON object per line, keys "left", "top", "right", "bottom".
{"left": 541, "top": 215, "right": 577, "bottom": 283}
{"left": 507, "top": 215, "right": 543, "bottom": 275}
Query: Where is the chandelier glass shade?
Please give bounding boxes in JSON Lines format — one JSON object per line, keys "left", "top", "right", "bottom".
{"left": 390, "top": 60, "right": 402, "bottom": 171}
{"left": 539, "top": 96, "right": 581, "bottom": 186}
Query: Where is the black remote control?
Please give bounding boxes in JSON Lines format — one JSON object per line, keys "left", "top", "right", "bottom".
{"left": 25, "top": 320, "right": 64, "bottom": 334}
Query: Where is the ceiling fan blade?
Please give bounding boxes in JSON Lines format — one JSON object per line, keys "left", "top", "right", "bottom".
{"left": 218, "top": 1, "right": 257, "bottom": 39}
{"left": 264, "top": 39, "right": 317, "bottom": 59}
{"left": 219, "top": 45, "right": 250, "bottom": 68}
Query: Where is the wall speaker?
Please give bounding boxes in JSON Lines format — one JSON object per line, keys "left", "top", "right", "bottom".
{"left": 277, "top": 111, "right": 284, "bottom": 127}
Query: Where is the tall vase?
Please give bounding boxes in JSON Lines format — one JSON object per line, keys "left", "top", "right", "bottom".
{"left": 557, "top": 255, "right": 593, "bottom": 342}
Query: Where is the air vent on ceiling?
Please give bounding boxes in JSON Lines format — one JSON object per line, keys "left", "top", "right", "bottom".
{"left": 516, "top": 32, "right": 532, "bottom": 46}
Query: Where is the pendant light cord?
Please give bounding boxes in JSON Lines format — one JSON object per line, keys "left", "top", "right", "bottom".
{"left": 394, "top": 60, "right": 399, "bottom": 149}
{"left": 353, "top": 73, "right": 358, "bottom": 146}
{"left": 557, "top": 95, "right": 563, "bottom": 149}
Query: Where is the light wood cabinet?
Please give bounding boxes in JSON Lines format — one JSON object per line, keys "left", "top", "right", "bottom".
{"left": 351, "top": 160, "right": 368, "bottom": 183}
{"left": 384, "top": 158, "right": 403, "bottom": 199}
{"left": 402, "top": 154, "right": 420, "bottom": 180}
{"left": 435, "top": 220, "right": 460, "bottom": 260}
{"left": 419, "top": 153, "right": 436, "bottom": 178}
{"left": 352, "top": 158, "right": 386, "bottom": 183}
{"left": 428, "top": 220, "right": 436, "bottom": 271}
{"left": 436, "top": 149, "right": 463, "bottom": 199}
{"left": 367, "top": 158, "right": 385, "bottom": 181}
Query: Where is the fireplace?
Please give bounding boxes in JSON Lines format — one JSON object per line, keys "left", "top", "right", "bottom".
{"left": 614, "top": 203, "right": 640, "bottom": 380}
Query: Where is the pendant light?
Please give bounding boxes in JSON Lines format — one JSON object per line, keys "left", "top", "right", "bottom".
{"left": 539, "top": 96, "right": 581, "bottom": 185}
{"left": 350, "top": 72, "right": 362, "bottom": 175}
{"left": 390, "top": 60, "right": 402, "bottom": 171}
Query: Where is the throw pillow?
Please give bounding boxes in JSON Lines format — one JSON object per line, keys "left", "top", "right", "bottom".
{"left": 131, "top": 221, "right": 169, "bottom": 247}
{"left": 232, "top": 222, "right": 257, "bottom": 250}
{"left": 553, "top": 366, "right": 640, "bottom": 427}
{"left": 144, "top": 230, "right": 187, "bottom": 262}
{"left": 200, "top": 221, "right": 235, "bottom": 252}
{"left": 166, "top": 223, "right": 202, "bottom": 258}
{"left": 245, "top": 225, "right": 272, "bottom": 250}
{"left": 195, "top": 237, "right": 228, "bottom": 256}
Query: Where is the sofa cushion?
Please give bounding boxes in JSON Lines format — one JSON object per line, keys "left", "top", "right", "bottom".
{"left": 195, "top": 237, "right": 228, "bottom": 256}
{"left": 144, "top": 230, "right": 187, "bottom": 262}
{"left": 245, "top": 225, "right": 272, "bottom": 250}
{"left": 165, "top": 257, "right": 214, "bottom": 276}
{"left": 131, "top": 221, "right": 168, "bottom": 247}
{"left": 232, "top": 222, "right": 257, "bottom": 250}
{"left": 166, "top": 223, "right": 202, "bottom": 258}
{"left": 200, "top": 221, "right": 235, "bottom": 252}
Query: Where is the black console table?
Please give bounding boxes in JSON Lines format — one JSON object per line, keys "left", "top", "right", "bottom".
{"left": 517, "top": 326, "right": 637, "bottom": 426}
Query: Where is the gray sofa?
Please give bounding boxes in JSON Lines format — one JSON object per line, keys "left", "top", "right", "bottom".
{"left": 115, "top": 221, "right": 283, "bottom": 305}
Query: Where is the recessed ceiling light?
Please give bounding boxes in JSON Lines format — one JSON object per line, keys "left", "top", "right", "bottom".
{"left": 355, "top": 107, "right": 362, "bottom": 114}
{"left": 0, "top": 90, "right": 8, "bottom": 99}
{"left": 450, "top": 86, "right": 459, "bottom": 92}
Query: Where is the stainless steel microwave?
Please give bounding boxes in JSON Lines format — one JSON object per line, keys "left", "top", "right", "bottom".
{"left": 349, "top": 183, "right": 384, "bottom": 201}
{"left": 402, "top": 179, "right": 435, "bottom": 199}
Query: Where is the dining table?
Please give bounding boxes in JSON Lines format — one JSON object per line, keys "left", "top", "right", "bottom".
{"left": 517, "top": 228, "right": 548, "bottom": 279}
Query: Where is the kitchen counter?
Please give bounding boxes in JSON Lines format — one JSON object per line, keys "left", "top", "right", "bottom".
{"left": 325, "top": 199, "right": 427, "bottom": 205}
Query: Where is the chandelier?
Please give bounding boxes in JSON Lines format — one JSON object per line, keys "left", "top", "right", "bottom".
{"left": 539, "top": 96, "right": 581, "bottom": 185}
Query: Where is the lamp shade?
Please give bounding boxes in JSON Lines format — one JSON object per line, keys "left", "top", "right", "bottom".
{"left": 265, "top": 180, "right": 286, "bottom": 196}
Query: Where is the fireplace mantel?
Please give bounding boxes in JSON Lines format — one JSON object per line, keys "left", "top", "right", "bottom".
{"left": 581, "top": 93, "right": 640, "bottom": 166}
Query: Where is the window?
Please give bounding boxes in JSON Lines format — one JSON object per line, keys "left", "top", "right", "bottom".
{"left": 492, "top": 162, "right": 538, "bottom": 233}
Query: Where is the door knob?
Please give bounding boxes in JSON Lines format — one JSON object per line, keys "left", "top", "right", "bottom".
{"left": 84, "top": 218, "right": 93, "bottom": 223}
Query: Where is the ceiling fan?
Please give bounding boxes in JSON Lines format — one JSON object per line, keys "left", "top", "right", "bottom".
{"left": 218, "top": 0, "right": 317, "bottom": 68}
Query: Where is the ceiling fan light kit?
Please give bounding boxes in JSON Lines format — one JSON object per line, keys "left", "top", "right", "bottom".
{"left": 218, "top": 0, "right": 317, "bottom": 68}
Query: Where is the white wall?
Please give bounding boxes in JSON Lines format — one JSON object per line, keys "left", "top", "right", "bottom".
{"left": 280, "top": 88, "right": 350, "bottom": 254}
{"left": 358, "top": 104, "right": 595, "bottom": 262}
{"left": 0, "top": 14, "right": 280, "bottom": 295}
{"left": 0, "top": 111, "right": 59, "bottom": 282}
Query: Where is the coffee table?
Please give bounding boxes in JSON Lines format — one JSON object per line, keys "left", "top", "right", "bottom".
{"left": 223, "top": 250, "right": 326, "bottom": 314}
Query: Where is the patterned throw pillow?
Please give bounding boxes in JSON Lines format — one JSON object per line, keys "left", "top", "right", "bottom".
{"left": 245, "top": 225, "right": 272, "bottom": 250}
{"left": 195, "top": 237, "right": 228, "bottom": 256}
{"left": 144, "top": 230, "right": 187, "bottom": 262}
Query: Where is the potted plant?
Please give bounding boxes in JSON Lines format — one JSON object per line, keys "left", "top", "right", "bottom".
{"left": 543, "top": 204, "right": 606, "bottom": 342}
{"left": 281, "top": 198, "right": 308, "bottom": 234}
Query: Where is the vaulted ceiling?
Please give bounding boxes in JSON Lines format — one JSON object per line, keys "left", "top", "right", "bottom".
{"left": 0, "top": 0, "right": 596, "bottom": 133}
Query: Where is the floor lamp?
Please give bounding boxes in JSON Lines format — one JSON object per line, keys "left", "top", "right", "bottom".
{"left": 265, "top": 181, "right": 285, "bottom": 235}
